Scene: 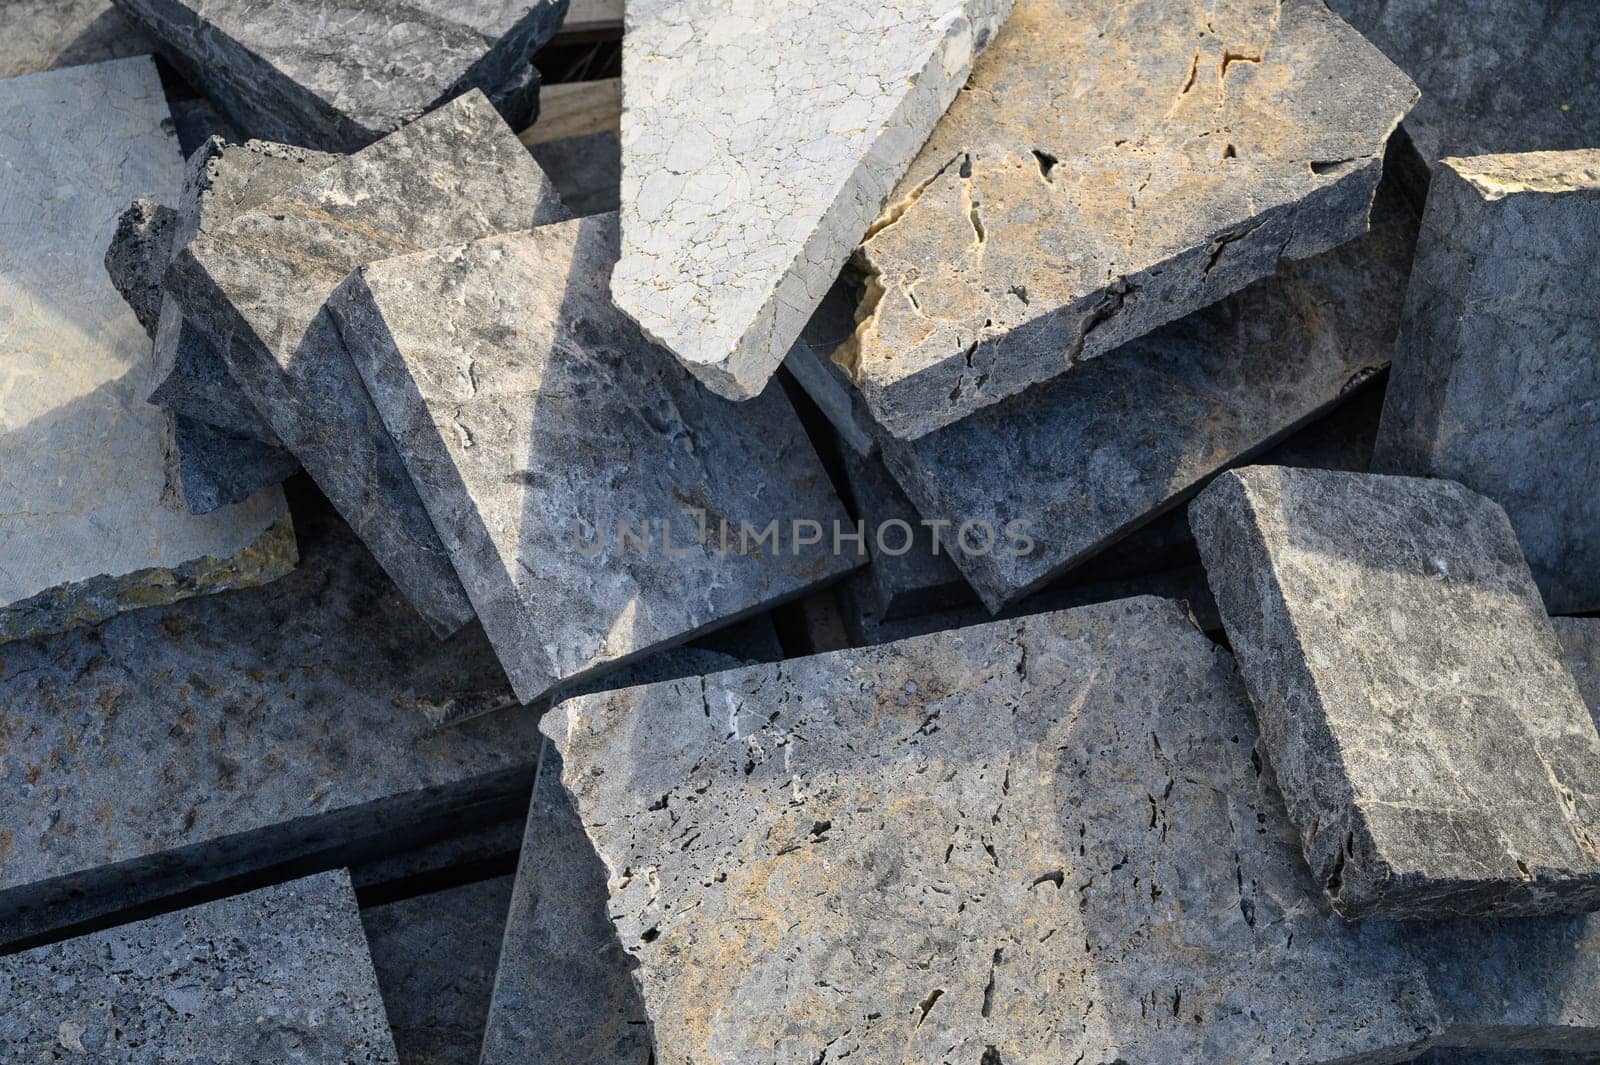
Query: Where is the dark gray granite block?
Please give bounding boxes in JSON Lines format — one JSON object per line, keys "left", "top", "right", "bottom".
{"left": 161, "top": 413, "right": 302, "bottom": 515}
{"left": 104, "top": 197, "right": 177, "bottom": 337}
{"left": 110, "top": 0, "right": 565, "bottom": 151}
{"left": 1191, "top": 466, "right": 1600, "bottom": 919}
{"left": 1374, "top": 150, "right": 1600, "bottom": 614}
{"left": 328, "top": 213, "right": 858, "bottom": 706}
{"left": 171, "top": 92, "right": 570, "bottom": 638}
{"left": 545, "top": 598, "right": 1440, "bottom": 1063}
{"left": 0, "top": 870, "right": 399, "bottom": 1062}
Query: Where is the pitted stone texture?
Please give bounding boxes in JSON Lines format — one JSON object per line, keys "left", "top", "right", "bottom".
{"left": 162, "top": 413, "right": 303, "bottom": 515}
{"left": 171, "top": 93, "right": 570, "bottom": 638}
{"left": 362, "top": 875, "right": 515, "bottom": 1065}
{"left": 546, "top": 598, "right": 1440, "bottom": 1064}
{"left": 0, "top": 58, "right": 295, "bottom": 646}
{"left": 1191, "top": 466, "right": 1600, "bottom": 919}
{"left": 109, "top": 0, "right": 564, "bottom": 151}
{"left": 876, "top": 179, "right": 1416, "bottom": 611}
{"left": 104, "top": 198, "right": 177, "bottom": 337}
{"left": 1374, "top": 150, "right": 1600, "bottom": 614}
{"left": 611, "top": 0, "right": 1013, "bottom": 401}
{"left": 0, "top": 871, "right": 398, "bottom": 1062}
{"left": 329, "top": 213, "right": 858, "bottom": 706}
{"left": 0, "top": 495, "right": 538, "bottom": 949}
{"left": 846, "top": 0, "right": 1417, "bottom": 439}
{"left": 0, "top": 0, "right": 155, "bottom": 78}
{"left": 481, "top": 748, "right": 652, "bottom": 1065}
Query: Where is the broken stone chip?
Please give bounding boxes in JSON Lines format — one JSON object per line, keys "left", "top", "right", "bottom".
{"left": 1374, "top": 149, "right": 1600, "bottom": 614}
{"left": 846, "top": 0, "right": 1418, "bottom": 439}
{"left": 610, "top": 0, "right": 1013, "bottom": 401}
{"left": 328, "top": 213, "right": 860, "bottom": 706}
{"left": 0, "top": 871, "right": 399, "bottom": 1061}
{"left": 104, "top": 197, "right": 176, "bottom": 337}
{"left": 0, "top": 57, "right": 295, "bottom": 646}
{"left": 546, "top": 597, "right": 1441, "bottom": 1063}
{"left": 110, "top": 0, "right": 565, "bottom": 151}
{"left": 1191, "top": 466, "right": 1600, "bottom": 919}
{"left": 171, "top": 91, "right": 570, "bottom": 638}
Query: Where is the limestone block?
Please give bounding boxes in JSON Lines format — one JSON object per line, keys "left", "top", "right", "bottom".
{"left": 0, "top": 0, "right": 154, "bottom": 79}
{"left": 610, "top": 0, "right": 1014, "bottom": 401}
{"left": 328, "top": 213, "right": 859, "bottom": 706}
{"left": 546, "top": 598, "right": 1440, "bottom": 1063}
{"left": 110, "top": 0, "right": 564, "bottom": 150}
{"left": 845, "top": 0, "right": 1417, "bottom": 439}
{"left": 171, "top": 93, "right": 570, "bottom": 638}
{"left": 0, "top": 58, "right": 294, "bottom": 646}
{"left": 1191, "top": 466, "right": 1600, "bottom": 919}
{"left": 1374, "top": 150, "right": 1600, "bottom": 614}
{"left": 0, "top": 871, "right": 398, "bottom": 1062}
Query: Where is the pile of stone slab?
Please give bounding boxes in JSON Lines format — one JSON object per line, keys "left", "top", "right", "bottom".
{"left": 2, "top": 0, "right": 1599, "bottom": 1061}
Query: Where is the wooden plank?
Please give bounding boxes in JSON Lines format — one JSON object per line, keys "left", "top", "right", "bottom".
{"left": 520, "top": 78, "right": 620, "bottom": 145}
{"left": 560, "top": 0, "right": 623, "bottom": 34}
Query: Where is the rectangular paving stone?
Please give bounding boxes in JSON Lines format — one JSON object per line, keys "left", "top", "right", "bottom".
{"left": 111, "top": 0, "right": 564, "bottom": 150}
{"left": 844, "top": 0, "right": 1417, "bottom": 439}
{"left": 0, "top": 870, "right": 398, "bottom": 1061}
{"left": 171, "top": 92, "right": 571, "bottom": 638}
{"left": 0, "top": 57, "right": 295, "bottom": 646}
{"left": 545, "top": 598, "right": 1440, "bottom": 1064}
{"left": 611, "top": 0, "right": 1013, "bottom": 401}
{"left": 329, "top": 213, "right": 860, "bottom": 706}
{"left": 1191, "top": 466, "right": 1600, "bottom": 919}
{"left": 1373, "top": 150, "right": 1600, "bottom": 614}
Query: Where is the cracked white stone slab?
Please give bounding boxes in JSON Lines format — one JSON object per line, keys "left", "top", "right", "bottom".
{"left": 0, "top": 57, "right": 295, "bottom": 646}
{"left": 611, "top": 0, "right": 1013, "bottom": 401}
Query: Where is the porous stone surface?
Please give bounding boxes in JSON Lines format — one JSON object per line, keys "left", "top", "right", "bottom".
{"left": 547, "top": 598, "right": 1440, "bottom": 1064}
{"left": 610, "top": 0, "right": 1014, "bottom": 401}
{"left": 329, "top": 213, "right": 858, "bottom": 706}
{"left": 1373, "top": 150, "right": 1600, "bottom": 614}
{"left": 171, "top": 93, "right": 570, "bottom": 638}
{"left": 0, "top": 57, "right": 295, "bottom": 646}
{"left": 876, "top": 179, "right": 1417, "bottom": 611}
{"left": 362, "top": 874, "right": 515, "bottom": 1065}
{"left": 1191, "top": 466, "right": 1600, "bottom": 919}
{"left": 109, "top": 0, "right": 565, "bottom": 151}
{"left": 0, "top": 0, "right": 155, "bottom": 78}
{"left": 162, "top": 413, "right": 303, "bottom": 515}
{"left": 527, "top": 130, "right": 622, "bottom": 217}
{"left": 104, "top": 197, "right": 177, "bottom": 337}
{"left": 0, "top": 491, "right": 539, "bottom": 949}
{"left": 845, "top": 0, "right": 1418, "bottom": 439}
{"left": 0, "top": 871, "right": 398, "bottom": 1063}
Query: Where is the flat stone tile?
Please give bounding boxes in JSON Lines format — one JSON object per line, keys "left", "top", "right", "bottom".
{"left": 1192, "top": 466, "right": 1600, "bottom": 919}
{"left": 0, "top": 870, "right": 398, "bottom": 1062}
{"left": 111, "top": 0, "right": 565, "bottom": 150}
{"left": 0, "top": 0, "right": 155, "bottom": 79}
{"left": 171, "top": 92, "right": 570, "bottom": 638}
{"left": 329, "top": 214, "right": 858, "bottom": 706}
{"left": 1374, "top": 150, "right": 1600, "bottom": 614}
{"left": 844, "top": 0, "right": 1417, "bottom": 439}
{"left": 545, "top": 598, "right": 1440, "bottom": 1064}
{"left": 0, "top": 57, "right": 295, "bottom": 645}
{"left": 610, "top": 0, "right": 1012, "bottom": 401}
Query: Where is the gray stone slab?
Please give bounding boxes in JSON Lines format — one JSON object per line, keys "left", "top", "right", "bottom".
{"left": 0, "top": 57, "right": 296, "bottom": 646}
{"left": 610, "top": 0, "right": 1013, "bottom": 401}
{"left": 104, "top": 197, "right": 177, "bottom": 338}
{"left": 874, "top": 178, "right": 1417, "bottom": 612}
{"left": 110, "top": 0, "right": 564, "bottom": 151}
{"left": 328, "top": 213, "right": 859, "bottom": 706}
{"left": 362, "top": 874, "right": 514, "bottom": 1065}
{"left": 172, "top": 93, "right": 570, "bottom": 638}
{"left": 843, "top": 0, "right": 1417, "bottom": 439}
{"left": 0, "top": 870, "right": 398, "bottom": 1062}
{"left": 527, "top": 130, "right": 622, "bottom": 218}
{"left": 161, "top": 413, "right": 302, "bottom": 515}
{"left": 1191, "top": 466, "right": 1600, "bottom": 919}
{"left": 0, "top": 0, "right": 155, "bottom": 78}
{"left": 1373, "top": 150, "right": 1600, "bottom": 615}
{"left": 545, "top": 597, "right": 1440, "bottom": 1063}
{"left": 0, "top": 494, "right": 539, "bottom": 949}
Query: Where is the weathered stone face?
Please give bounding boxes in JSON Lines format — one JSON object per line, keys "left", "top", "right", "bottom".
{"left": 328, "top": 214, "right": 859, "bottom": 707}
{"left": 171, "top": 93, "right": 570, "bottom": 638}
{"left": 1191, "top": 466, "right": 1600, "bottom": 919}
{"left": 546, "top": 598, "right": 1440, "bottom": 1064}
{"left": 0, "top": 57, "right": 295, "bottom": 646}
{"left": 1374, "top": 150, "right": 1600, "bottom": 615}
{"left": 0, "top": 0, "right": 155, "bottom": 79}
{"left": 843, "top": 0, "right": 1417, "bottom": 439}
{"left": 0, "top": 871, "right": 398, "bottom": 1062}
{"left": 610, "top": 0, "right": 1014, "bottom": 401}
{"left": 110, "top": 0, "right": 564, "bottom": 150}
